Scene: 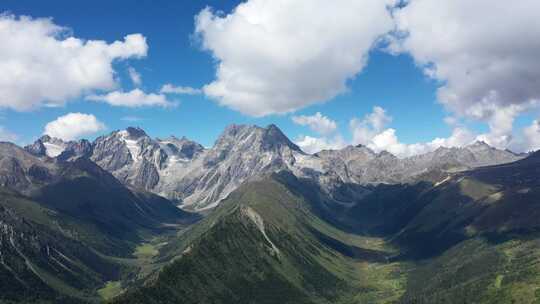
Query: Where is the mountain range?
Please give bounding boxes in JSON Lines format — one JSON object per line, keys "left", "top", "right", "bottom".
{"left": 0, "top": 124, "right": 538, "bottom": 303}
{"left": 23, "top": 124, "right": 524, "bottom": 210}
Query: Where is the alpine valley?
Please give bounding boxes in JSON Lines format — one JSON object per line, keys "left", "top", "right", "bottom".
{"left": 1, "top": 124, "right": 540, "bottom": 304}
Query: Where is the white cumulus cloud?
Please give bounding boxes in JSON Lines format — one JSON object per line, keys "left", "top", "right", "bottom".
{"left": 195, "top": 0, "right": 396, "bottom": 116}
{"left": 292, "top": 107, "right": 482, "bottom": 156}
{"left": 350, "top": 106, "right": 475, "bottom": 157}
{"left": 295, "top": 135, "right": 347, "bottom": 154}
{"left": 519, "top": 120, "right": 540, "bottom": 153}
{"left": 292, "top": 112, "right": 344, "bottom": 153}
{"left": 86, "top": 89, "right": 175, "bottom": 108}
{"left": 292, "top": 112, "right": 337, "bottom": 136}
{"left": 366, "top": 127, "right": 475, "bottom": 158}
{"left": 391, "top": 0, "right": 540, "bottom": 121}
{"left": 473, "top": 104, "right": 523, "bottom": 149}
{"left": 350, "top": 106, "right": 392, "bottom": 145}
{"left": 44, "top": 113, "right": 106, "bottom": 141}
{"left": 0, "top": 14, "right": 148, "bottom": 111}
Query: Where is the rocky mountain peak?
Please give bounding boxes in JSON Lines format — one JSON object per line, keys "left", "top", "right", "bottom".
{"left": 91, "top": 127, "right": 209, "bottom": 192}
{"left": 470, "top": 140, "right": 488, "bottom": 146}
{"left": 3, "top": 123, "right": 532, "bottom": 212}
{"left": 25, "top": 135, "right": 68, "bottom": 158}
{"left": 466, "top": 140, "right": 492, "bottom": 151}
{"left": 39, "top": 134, "right": 52, "bottom": 142}
{"left": 168, "top": 124, "right": 308, "bottom": 210}
{"left": 214, "top": 124, "right": 300, "bottom": 153}
{"left": 57, "top": 139, "right": 94, "bottom": 161}
{"left": 262, "top": 124, "right": 302, "bottom": 152}
{"left": 157, "top": 136, "right": 205, "bottom": 159}
{"left": 121, "top": 127, "right": 148, "bottom": 139}
{"left": 377, "top": 150, "right": 397, "bottom": 159}
{"left": 39, "top": 135, "right": 68, "bottom": 146}
{"left": 315, "top": 145, "right": 376, "bottom": 161}
{"left": 219, "top": 124, "right": 260, "bottom": 138}
{"left": 266, "top": 123, "right": 280, "bottom": 130}
{"left": 354, "top": 144, "right": 376, "bottom": 154}
{"left": 24, "top": 138, "right": 47, "bottom": 157}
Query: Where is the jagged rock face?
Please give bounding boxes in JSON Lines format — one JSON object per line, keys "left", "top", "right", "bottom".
{"left": 24, "top": 135, "right": 67, "bottom": 158}
{"left": 156, "top": 124, "right": 309, "bottom": 210}
{"left": 24, "top": 138, "right": 47, "bottom": 157}
{"left": 316, "top": 141, "right": 523, "bottom": 185}
{"left": 57, "top": 139, "right": 93, "bottom": 161}
{"left": 91, "top": 128, "right": 161, "bottom": 189}
{"left": 92, "top": 131, "right": 134, "bottom": 172}
{"left": 16, "top": 125, "right": 526, "bottom": 211}
{"left": 461, "top": 141, "right": 522, "bottom": 166}
{"left": 403, "top": 141, "right": 523, "bottom": 175}
{"left": 202, "top": 124, "right": 301, "bottom": 167}
{"left": 91, "top": 127, "right": 204, "bottom": 191}
{"left": 0, "top": 157, "right": 30, "bottom": 190}
{"left": 25, "top": 135, "right": 94, "bottom": 162}
{"left": 0, "top": 143, "right": 58, "bottom": 193}
{"left": 157, "top": 136, "right": 204, "bottom": 160}
{"left": 315, "top": 145, "right": 401, "bottom": 184}
{"left": 132, "top": 159, "right": 160, "bottom": 190}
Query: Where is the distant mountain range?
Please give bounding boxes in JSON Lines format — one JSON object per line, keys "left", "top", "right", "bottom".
{"left": 0, "top": 124, "right": 538, "bottom": 303}
{"left": 22, "top": 124, "right": 524, "bottom": 210}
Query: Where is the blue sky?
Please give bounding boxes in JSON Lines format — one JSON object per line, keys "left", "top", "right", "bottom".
{"left": 1, "top": 0, "right": 539, "bottom": 155}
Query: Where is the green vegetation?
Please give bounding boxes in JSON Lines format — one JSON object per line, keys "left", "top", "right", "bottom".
{"left": 134, "top": 244, "right": 159, "bottom": 260}
{"left": 114, "top": 174, "right": 406, "bottom": 303}
{"left": 4, "top": 153, "right": 540, "bottom": 303}
{"left": 397, "top": 236, "right": 540, "bottom": 303}
{"left": 114, "top": 176, "right": 355, "bottom": 303}
{"left": 114, "top": 167, "right": 540, "bottom": 304}
{"left": 98, "top": 281, "right": 123, "bottom": 300}
{"left": 0, "top": 159, "right": 196, "bottom": 304}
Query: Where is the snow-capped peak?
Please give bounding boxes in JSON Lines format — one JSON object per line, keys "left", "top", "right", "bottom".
{"left": 43, "top": 141, "right": 66, "bottom": 157}
{"left": 30, "top": 135, "right": 68, "bottom": 158}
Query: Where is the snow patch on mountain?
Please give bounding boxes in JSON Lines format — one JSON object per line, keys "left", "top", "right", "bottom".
{"left": 43, "top": 142, "right": 66, "bottom": 157}
{"left": 118, "top": 130, "right": 142, "bottom": 163}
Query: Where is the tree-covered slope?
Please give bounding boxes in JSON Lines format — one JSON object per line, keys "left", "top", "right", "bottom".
{"left": 33, "top": 157, "right": 197, "bottom": 256}
{"left": 0, "top": 145, "right": 200, "bottom": 303}
{"left": 0, "top": 187, "right": 121, "bottom": 303}
{"left": 113, "top": 173, "right": 400, "bottom": 304}
{"left": 392, "top": 151, "right": 540, "bottom": 258}
{"left": 114, "top": 152, "right": 540, "bottom": 304}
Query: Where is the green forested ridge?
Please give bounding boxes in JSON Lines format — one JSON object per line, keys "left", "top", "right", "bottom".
{"left": 114, "top": 174, "right": 364, "bottom": 304}
{"left": 0, "top": 157, "right": 198, "bottom": 303}
{"left": 114, "top": 153, "right": 540, "bottom": 304}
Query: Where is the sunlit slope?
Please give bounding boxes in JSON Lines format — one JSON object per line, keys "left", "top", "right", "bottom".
{"left": 113, "top": 172, "right": 405, "bottom": 304}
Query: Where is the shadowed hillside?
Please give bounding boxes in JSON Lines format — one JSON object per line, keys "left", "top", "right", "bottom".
{"left": 0, "top": 144, "right": 199, "bottom": 303}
